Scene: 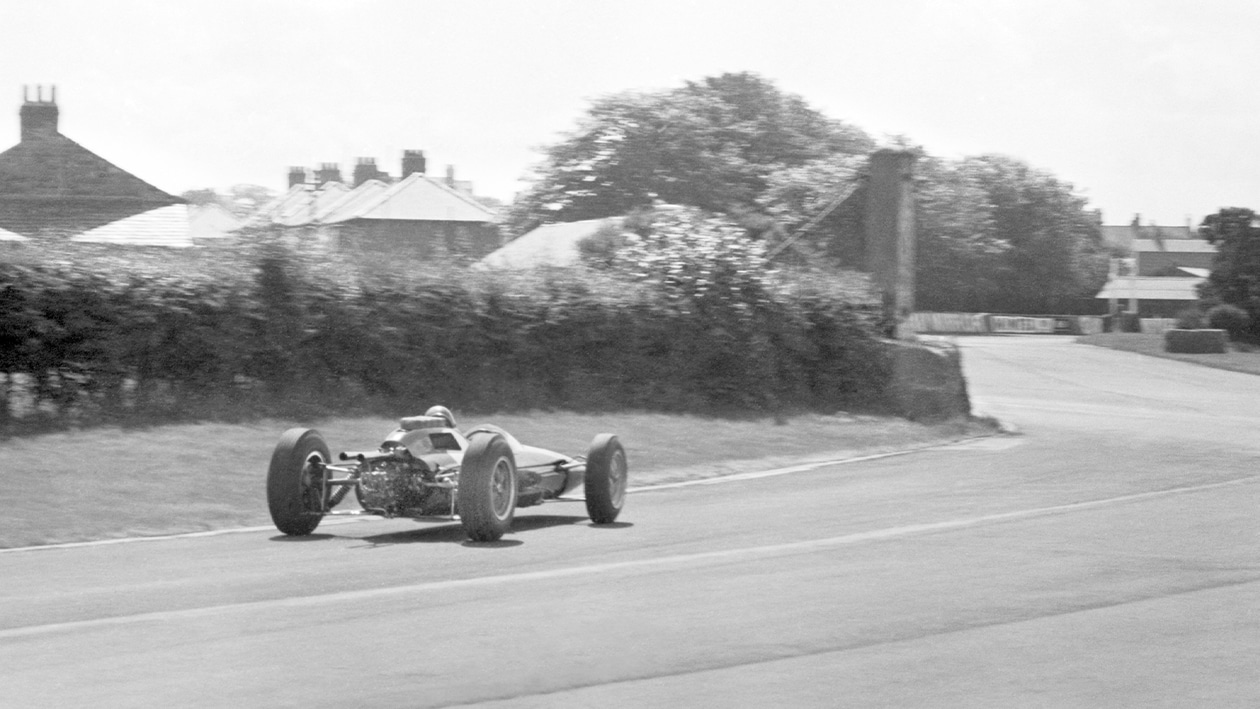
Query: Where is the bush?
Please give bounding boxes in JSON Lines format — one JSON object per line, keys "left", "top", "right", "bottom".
{"left": 1175, "top": 308, "right": 1206, "bottom": 330}
{"left": 1206, "top": 303, "right": 1251, "bottom": 340}
{"left": 1165, "top": 328, "right": 1227, "bottom": 354}
{"left": 0, "top": 237, "right": 890, "bottom": 434}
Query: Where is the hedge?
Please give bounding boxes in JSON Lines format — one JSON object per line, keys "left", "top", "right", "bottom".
{"left": 0, "top": 242, "right": 892, "bottom": 434}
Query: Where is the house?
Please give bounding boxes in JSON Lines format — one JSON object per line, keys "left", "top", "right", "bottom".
{"left": 1099, "top": 214, "right": 1198, "bottom": 253}
{"left": 478, "top": 217, "right": 622, "bottom": 269}
{"left": 260, "top": 151, "right": 500, "bottom": 258}
{"left": 1094, "top": 218, "right": 1217, "bottom": 317}
{"left": 0, "top": 86, "right": 197, "bottom": 247}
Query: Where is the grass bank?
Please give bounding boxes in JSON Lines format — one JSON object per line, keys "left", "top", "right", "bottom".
{"left": 1079, "top": 333, "right": 1260, "bottom": 376}
{"left": 0, "top": 411, "right": 996, "bottom": 549}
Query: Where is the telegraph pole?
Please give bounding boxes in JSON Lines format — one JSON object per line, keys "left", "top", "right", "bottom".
{"left": 864, "top": 149, "right": 917, "bottom": 339}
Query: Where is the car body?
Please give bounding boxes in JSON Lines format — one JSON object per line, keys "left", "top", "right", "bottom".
{"left": 266, "top": 406, "right": 627, "bottom": 541}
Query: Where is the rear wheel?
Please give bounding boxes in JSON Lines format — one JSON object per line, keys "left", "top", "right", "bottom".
{"left": 584, "top": 434, "right": 627, "bottom": 524}
{"left": 458, "top": 433, "right": 518, "bottom": 542}
{"left": 267, "top": 428, "right": 330, "bottom": 536}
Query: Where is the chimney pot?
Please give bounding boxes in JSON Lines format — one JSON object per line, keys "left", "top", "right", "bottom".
{"left": 315, "top": 162, "right": 342, "bottom": 186}
{"left": 352, "top": 157, "right": 385, "bottom": 187}
{"left": 19, "top": 83, "right": 59, "bottom": 141}
{"left": 402, "top": 149, "right": 427, "bottom": 177}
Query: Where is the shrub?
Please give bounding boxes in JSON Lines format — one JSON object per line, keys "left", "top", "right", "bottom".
{"left": 1165, "top": 328, "right": 1227, "bottom": 354}
{"left": 1175, "top": 308, "right": 1206, "bottom": 329}
{"left": 1206, "top": 303, "right": 1251, "bottom": 340}
{"left": 0, "top": 236, "right": 889, "bottom": 433}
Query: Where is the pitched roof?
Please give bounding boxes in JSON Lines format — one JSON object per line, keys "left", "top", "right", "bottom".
{"left": 1095, "top": 276, "right": 1204, "bottom": 300}
{"left": 479, "top": 217, "right": 620, "bottom": 269}
{"left": 1132, "top": 238, "right": 1216, "bottom": 253}
{"left": 71, "top": 204, "right": 195, "bottom": 247}
{"left": 0, "top": 225, "right": 28, "bottom": 241}
{"left": 260, "top": 174, "right": 496, "bottom": 227}
{"left": 0, "top": 133, "right": 180, "bottom": 204}
{"left": 1100, "top": 224, "right": 1197, "bottom": 251}
{"left": 323, "top": 173, "right": 496, "bottom": 224}
{"left": 316, "top": 179, "right": 391, "bottom": 222}
{"left": 256, "top": 182, "right": 352, "bottom": 227}
{"left": 188, "top": 203, "right": 243, "bottom": 240}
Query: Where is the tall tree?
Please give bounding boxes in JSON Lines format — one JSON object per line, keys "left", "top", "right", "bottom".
{"left": 1198, "top": 207, "right": 1260, "bottom": 340}
{"left": 505, "top": 72, "right": 874, "bottom": 235}
{"left": 962, "top": 155, "right": 1108, "bottom": 313}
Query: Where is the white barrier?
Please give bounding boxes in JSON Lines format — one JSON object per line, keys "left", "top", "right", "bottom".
{"left": 911, "top": 313, "right": 1105, "bottom": 335}
{"left": 989, "top": 316, "right": 1055, "bottom": 334}
{"left": 909, "top": 312, "right": 990, "bottom": 333}
{"left": 1077, "top": 316, "right": 1104, "bottom": 335}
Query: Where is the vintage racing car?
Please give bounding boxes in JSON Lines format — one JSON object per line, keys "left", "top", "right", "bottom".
{"left": 265, "top": 406, "right": 627, "bottom": 541}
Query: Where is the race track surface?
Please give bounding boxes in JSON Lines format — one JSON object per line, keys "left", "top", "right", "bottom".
{"left": 2, "top": 335, "right": 1257, "bottom": 708}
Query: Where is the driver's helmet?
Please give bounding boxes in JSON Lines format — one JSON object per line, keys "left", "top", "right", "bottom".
{"left": 424, "top": 405, "right": 458, "bottom": 430}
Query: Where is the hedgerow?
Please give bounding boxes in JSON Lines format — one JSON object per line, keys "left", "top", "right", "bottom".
{"left": 0, "top": 236, "right": 889, "bottom": 434}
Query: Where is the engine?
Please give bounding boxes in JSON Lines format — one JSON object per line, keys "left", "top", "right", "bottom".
{"left": 357, "top": 458, "right": 453, "bottom": 517}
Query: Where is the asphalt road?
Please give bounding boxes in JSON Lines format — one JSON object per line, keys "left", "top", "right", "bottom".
{"left": 2, "top": 335, "right": 1257, "bottom": 708}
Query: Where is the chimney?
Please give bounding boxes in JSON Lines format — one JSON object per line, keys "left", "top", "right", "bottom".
{"left": 401, "top": 149, "right": 427, "bottom": 177}
{"left": 19, "top": 84, "right": 59, "bottom": 141}
{"left": 315, "top": 162, "right": 342, "bottom": 186}
{"left": 445, "top": 164, "right": 455, "bottom": 188}
{"left": 287, "top": 166, "right": 308, "bottom": 188}
{"left": 353, "top": 157, "right": 381, "bottom": 187}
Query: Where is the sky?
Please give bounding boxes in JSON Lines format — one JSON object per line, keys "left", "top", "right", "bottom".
{"left": 1, "top": 0, "right": 1256, "bottom": 226}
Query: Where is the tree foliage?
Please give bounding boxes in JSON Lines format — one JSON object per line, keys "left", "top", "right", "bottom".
{"left": 179, "top": 184, "right": 276, "bottom": 217}
{"left": 1198, "top": 207, "right": 1260, "bottom": 341}
{"left": 756, "top": 151, "right": 1107, "bottom": 313}
{"left": 937, "top": 155, "right": 1107, "bottom": 314}
{"left": 514, "top": 71, "right": 1105, "bottom": 314}
{"left": 506, "top": 72, "right": 874, "bottom": 235}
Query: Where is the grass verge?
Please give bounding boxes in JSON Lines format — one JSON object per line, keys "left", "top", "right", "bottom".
{"left": 0, "top": 411, "right": 997, "bottom": 549}
{"left": 1078, "top": 333, "right": 1260, "bottom": 376}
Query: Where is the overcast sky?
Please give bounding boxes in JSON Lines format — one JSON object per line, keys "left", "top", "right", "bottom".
{"left": 2, "top": 0, "right": 1255, "bottom": 226}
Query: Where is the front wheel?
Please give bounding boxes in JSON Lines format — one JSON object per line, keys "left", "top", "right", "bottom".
{"left": 584, "top": 434, "right": 627, "bottom": 524}
{"left": 267, "top": 428, "right": 331, "bottom": 536}
{"left": 458, "top": 432, "right": 518, "bottom": 542}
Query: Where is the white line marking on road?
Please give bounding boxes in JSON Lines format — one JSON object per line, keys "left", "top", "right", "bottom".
{"left": 626, "top": 443, "right": 968, "bottom": 493}
{"left": 2, "top": 474, "right": 1252, "bottom": 640}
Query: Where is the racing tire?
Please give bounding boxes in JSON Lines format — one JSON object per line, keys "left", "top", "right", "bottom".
{"left": 267, "top": 428, "right": 331, "bottom": 536}
{"left": 584, "top": 434, "right": 627, "bottom": 524}
{"left": 458, "top": 432, "right": 518, "bottom": 542}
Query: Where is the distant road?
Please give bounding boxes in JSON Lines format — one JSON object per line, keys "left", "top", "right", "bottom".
{"left": 2, "top": 335, "right": 1257, "bottom": 708}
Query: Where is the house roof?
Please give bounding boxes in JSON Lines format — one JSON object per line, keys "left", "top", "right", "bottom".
{"left": 1101, "top": 224, "right": 1197, "bottom": 251}
{"left": 0, "top": 133, "right": 180, "bottom": 204}
{"left": 1095, "top": 276, "right": 1204, "bottom": 301}
{"left": 316, "top": 179, "right": 391, "bottom": 222}
{"left": 71, "top": 204, "right": 195, "bottom": 247}
{"left": 1132, "top": 238, "right": 1216, "bottom": 253}
{"left": 0, "top": 225, "right": 28, "bottom": 241}
{"left": 188, "top": 203, "right": 243, "bottom": 240}
{"left": 256, "top": 182, "right": 352, "bottom": 227}
{"left": 260, "top": 173, "right": 496, "bottom": 227}
{"left": 324, "top": 173, "right": 496, "bottom": 223}
{"left": 479, "top": 217, "right": 621, "bottom": 269}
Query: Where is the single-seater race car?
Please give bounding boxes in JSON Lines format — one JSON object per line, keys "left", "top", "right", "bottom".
{"left": 265, "top": 406, "right": 627, "bottom": 542}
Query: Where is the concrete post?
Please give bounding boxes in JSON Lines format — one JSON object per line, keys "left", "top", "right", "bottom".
{"left": 864, "top": 149, "right": 917, "bottom": 339}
